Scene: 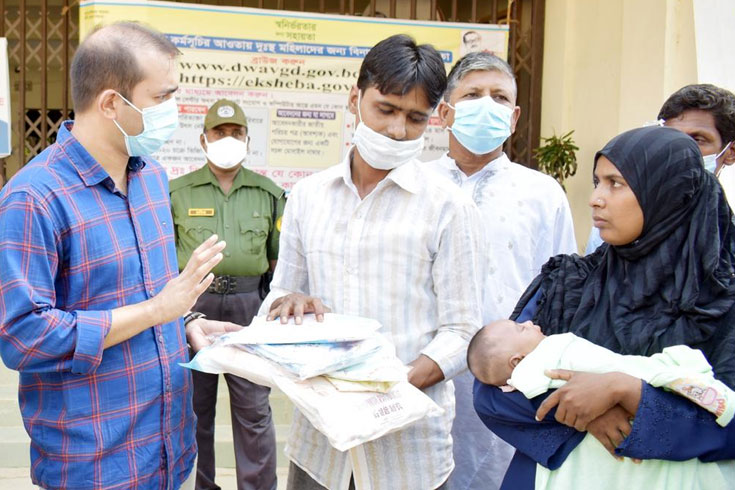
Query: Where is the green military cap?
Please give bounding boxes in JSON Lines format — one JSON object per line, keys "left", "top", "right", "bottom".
{"left": 204, "top": 99, "right": 247, "bottom": 130}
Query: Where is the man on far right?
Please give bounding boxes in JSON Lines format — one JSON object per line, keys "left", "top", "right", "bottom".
{"left": 425, "top": 51, "right": 577, "bottom": 490}
{"left": 658, "top": 84, "right": 735, "bottom": 198}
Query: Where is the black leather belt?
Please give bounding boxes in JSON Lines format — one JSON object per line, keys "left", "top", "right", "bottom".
{"left": 207, "top": 275, "right": 260, "bottom": 294}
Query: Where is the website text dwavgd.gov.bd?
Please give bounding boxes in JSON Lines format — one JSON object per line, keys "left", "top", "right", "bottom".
{"left": 179, "top": 61, "right": 358, "bottom": 93}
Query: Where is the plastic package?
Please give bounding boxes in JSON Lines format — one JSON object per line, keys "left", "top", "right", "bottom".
{"left": 182, "top": 314, "right": 442, "bottom": 451}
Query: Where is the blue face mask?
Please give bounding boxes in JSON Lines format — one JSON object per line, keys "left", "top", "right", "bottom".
{"left": 113, "top": 93, "right": 179, "bottom": 157}
{"left": 448, "top": 96, "right": 513, "bottom": 155}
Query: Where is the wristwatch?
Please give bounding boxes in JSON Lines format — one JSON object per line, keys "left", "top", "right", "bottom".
{"left": 184, "top": 311, "right": 206, "bottom": 327}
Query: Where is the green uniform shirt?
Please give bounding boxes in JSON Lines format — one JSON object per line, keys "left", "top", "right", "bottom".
{"left": 170, "top": 165, "right": 286, "bottom": 277}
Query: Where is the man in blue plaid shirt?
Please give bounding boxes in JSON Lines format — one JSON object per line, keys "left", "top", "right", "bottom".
{"left": 0, "top": 22, "right": 238, "bottom": 489}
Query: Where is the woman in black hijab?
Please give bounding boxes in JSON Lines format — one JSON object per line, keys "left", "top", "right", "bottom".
{"left": 520, "top": 125, "right": 735, "bottom": 384}
{"left": 474, "top": 126, "right": 735, "bottom": 489}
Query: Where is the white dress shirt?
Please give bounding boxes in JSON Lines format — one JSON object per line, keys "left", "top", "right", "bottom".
{"left": 260, "top": 149, "right": 484, "bottom": 490}
{"left": 718, "top": 164, "right": 735, "bottom": 206}
{"left": 426, "top": 152, "right": 578, "bottom": 321}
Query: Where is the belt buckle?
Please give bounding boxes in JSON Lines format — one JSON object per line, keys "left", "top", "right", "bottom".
{"left": 212, "top": 275, "right": 237, "bottom": 294}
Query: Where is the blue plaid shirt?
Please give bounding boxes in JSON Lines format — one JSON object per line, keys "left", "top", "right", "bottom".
{"left": 0, "top": 122, "right": 196, "bottom": 489}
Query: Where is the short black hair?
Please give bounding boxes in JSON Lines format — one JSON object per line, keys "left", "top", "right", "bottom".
{"left": 357, "top": 34, "right": 447, "bottom": 109}
{"left": 466, "top": 326, "right": 484, "bottom": 378}
{"left": 658, "top": 84, "right": 735, "bottom": 144}
{"left": 71, "top": 22, "right": 179, "bottom": 113}
{"left": 467, "top": 324, "right": 500, "bottom": 385}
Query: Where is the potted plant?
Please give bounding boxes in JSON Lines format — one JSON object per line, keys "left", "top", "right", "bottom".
{"left": 534, "top": 130, "right": 579, "bottom": 191}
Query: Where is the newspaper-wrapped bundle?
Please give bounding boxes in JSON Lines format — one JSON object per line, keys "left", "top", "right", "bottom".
{"left": 181, "top": 313, "right": 443, "bottom": 451}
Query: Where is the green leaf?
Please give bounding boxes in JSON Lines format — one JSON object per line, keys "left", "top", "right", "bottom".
{"left": 534, "top": 130, "right": 579, "bottom": 192}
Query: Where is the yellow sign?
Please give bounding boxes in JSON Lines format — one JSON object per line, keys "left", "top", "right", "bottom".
{"left": 79, "top": 0, "right": 509, "bottom": 190}
{"left": 188, "top": 208, "right": 215, "bottom": 217}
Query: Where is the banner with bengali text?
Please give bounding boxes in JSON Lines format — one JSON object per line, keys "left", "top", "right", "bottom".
{"left": 80, "top": 0, "right": 508, "bottom": 190}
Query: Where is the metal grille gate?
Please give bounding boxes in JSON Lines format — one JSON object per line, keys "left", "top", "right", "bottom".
{"left": 0, "top": 0, "right": 544, "bottom": 180}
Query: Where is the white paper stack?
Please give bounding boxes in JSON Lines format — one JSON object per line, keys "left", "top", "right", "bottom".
{"left": 182, "top": 313, "right": 442, "bottom": 451}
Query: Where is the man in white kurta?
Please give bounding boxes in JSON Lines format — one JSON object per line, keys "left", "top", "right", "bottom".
{"left": 259, "top": 35, "right": 484, "bottom": 490}
{"left": 424, "top": 52, "right": 577, "bottom": 490}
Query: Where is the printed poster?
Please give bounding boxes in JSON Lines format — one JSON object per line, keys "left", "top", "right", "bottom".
{"left": 80, "top": 0, "right": 509, "bottom": 190}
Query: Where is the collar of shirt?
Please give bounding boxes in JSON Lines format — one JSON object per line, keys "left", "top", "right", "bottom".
{"left": 57, "top": 121, "right": 146, "bottom": 188}
{"left": 333, "top": 146, "right": 421, "bottom": 197}
{"left": 439, "top": 151, "right": 511, "bottom": 184}
{"left": 187, "top": 164, "right": 263, "bottom": 193}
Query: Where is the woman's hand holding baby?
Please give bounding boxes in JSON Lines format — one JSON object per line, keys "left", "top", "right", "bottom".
{"left": 586, "top": 406, "right": 634, "bottom": 458}
{"left": 534, "top": 370, "right": 620, "bottom": 429}
{"left": 535, "top": 370, "right": 642, "bottom": 429}
{"left": 535, "top": 370, "right": 645, "bottom": 457}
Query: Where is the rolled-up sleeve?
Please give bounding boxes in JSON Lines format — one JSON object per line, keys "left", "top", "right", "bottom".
{"left": 421, "top": 200, "right": 484, "bottom": 380}
{"left": 0, "top": 191, "right": 112, "bottom": 374}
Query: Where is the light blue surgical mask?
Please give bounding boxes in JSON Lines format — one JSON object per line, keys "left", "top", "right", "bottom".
{"left": 703, "top": 141, "right": 732, "bottom": 175}
{"left": 448, "top": 96, "right": 513, "bottom": 155}
{"left": 113, "top": 93, "right": 179, "bottom": 156}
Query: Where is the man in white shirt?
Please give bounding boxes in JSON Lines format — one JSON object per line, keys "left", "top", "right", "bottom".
{"left": 424, "top": 52, "right": 577, "bottom": 490}
{"left": 259, "top": 35, "right": 484, "bottom": 490}
{"left": 586, "top": 83, "right": 735, "bottom": 254}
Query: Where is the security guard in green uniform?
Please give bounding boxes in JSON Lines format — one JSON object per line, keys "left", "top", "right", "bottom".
{"left": 170, "top": 99, "right": 285, "bottom": 490}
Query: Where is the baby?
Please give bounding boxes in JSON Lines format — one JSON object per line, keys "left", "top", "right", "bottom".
{"left": 468, "top": 319, "right": 545, "bottom": 389}
{"left": 468, "top": 319, "right": 734, "bottom": 426}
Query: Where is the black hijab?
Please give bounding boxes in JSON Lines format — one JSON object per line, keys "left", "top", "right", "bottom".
{"left": 512, "top": 126, "right": 735, "bottom": 387}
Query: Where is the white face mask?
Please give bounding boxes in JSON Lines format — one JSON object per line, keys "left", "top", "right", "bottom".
{"left": 202, "top": 135, "right": 249, "bottom": 169}
{"left": 703, "top": 141, "right": 732, "bottom": 176}
{"left": 642, "top": 119, "right": 665, "bottom": 127}
{"left": 351, "top": 90, "right": 425, "bottom": 170}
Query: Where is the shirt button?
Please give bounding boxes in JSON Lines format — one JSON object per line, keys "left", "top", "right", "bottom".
{"left": 225, "top": 252, "right": 231, "bottom": 257}
{"left": 158, "top": 334, "right": 165, "bottom": 343}
{"left": 225, "top": 224, "right": 230, "bottom": 229}
{"left": 149, "top": 288, "right": 155, "bottom": 296}
{"left": 346, "top": 266, "right": 357, "bottom": 275}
